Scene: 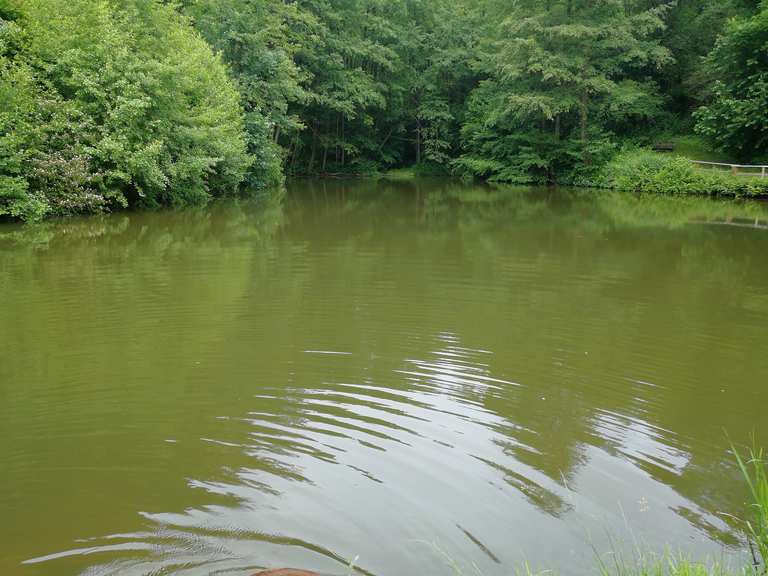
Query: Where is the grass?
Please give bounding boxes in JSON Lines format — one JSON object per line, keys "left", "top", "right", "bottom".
{"left": 422, "top": 443, "right": 768, "bottom": 576}
{"left": 427, "top": 546, "right": 751, "bottom": 576}
{"left": 664, "top": 136, "right": 739, "bottom": 164}
{"left": 593, "top": 443, "right": 767, "bottom": 576}
{"left": 596, "top": 443, "right": 768, "bottom": 576}
{"left": 600, "top": 134, "right": 768, "bottom": 197}
{"left": 592, "top": 548, "right": 752, "bottom": 576}
{"left": 381, "top": 167, "right": 419, "bottom": 181}
{"left": 663, "top": 135, "right": 768, "bottom": 166}
{"left": 733, "top": 442, "right": 768, "bottom": 573}
{"left": 380, "top": 163, "right": 450, "bottom": 181}
{"left": 603, "top": 150, "right": 768, "bottom": 197}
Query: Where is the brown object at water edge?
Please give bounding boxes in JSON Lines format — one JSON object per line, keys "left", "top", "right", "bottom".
{"left": 252, "top": 570, "right": 321, "bottom": 576}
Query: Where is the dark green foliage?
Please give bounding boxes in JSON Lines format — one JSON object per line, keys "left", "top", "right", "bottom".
{"left": 1, "top": 0, "right": 250, "bottom": 221}
{"left": 183, "top": 0, "right": 482, "bottom": 176}
{"left": 456, "top": 0, "right": 671, "bottom": 184}
{"left": 180, "top": 0, "right": 302, "bottom": 188}
{"left": 3, "top": 0, "right": 768, "bottom": 221}
{"left": 661, "top": 0, "right": 754, "bottom": 116}
{"left": 284, "top": 0, "right": 418, "bottom": 174}
{"left": 604, "top": 150, "right": 768, "bottom": 197}
{"left": 694, "top": 2, "right": 768, "bottom": 160}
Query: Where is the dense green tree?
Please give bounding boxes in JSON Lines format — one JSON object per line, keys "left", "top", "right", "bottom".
{"left": 694, "top": 1, "right": 768, "bottom": 160}
{"left": 180, "top": 0, "right": 308, "bottom": 187}
{"left": 455, "top": 0, "right": 671, "bottom": 184}
{"left": 1, "top": 0, "right": 250, "bottom": 221}
{"left": 660, "top": 0, "right": 755, "bottom": 117}
{"left": 0, "top": 13, "right": 44, "bottom": 219}
{"left": 3, "top": 0, "right": 768, "bottom": 221}
{"left": 282, "top": 0, "right": 413, "bottom": 174}
{"left": 408, "top": 1, "right": 483, "bottom": 167}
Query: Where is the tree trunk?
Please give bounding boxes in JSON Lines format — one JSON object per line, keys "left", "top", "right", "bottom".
{"left": 308, "top": 120, "right": 318, "bottom": 174}
{"left": 416, "top": 119, "right": 422, "bottom": 165}
{"left": 580, "top": 91, "right": 591, "bottom": 166}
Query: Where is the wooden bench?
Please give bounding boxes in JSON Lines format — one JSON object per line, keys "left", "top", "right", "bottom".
{"left": 652, "top": 142, "right": 676, "bottom": 152}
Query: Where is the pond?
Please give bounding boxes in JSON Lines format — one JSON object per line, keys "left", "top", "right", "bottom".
{"left": 2, "top": 179, "right": 768, "bottom": 576}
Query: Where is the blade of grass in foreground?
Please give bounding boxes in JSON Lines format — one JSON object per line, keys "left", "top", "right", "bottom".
{"left": 420, "top": 439, "right": 768, "bottom": 576}
{"left": 732, "top": 439, "right": 768, "bottom": 574}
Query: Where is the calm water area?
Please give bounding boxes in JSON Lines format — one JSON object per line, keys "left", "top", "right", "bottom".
{"left": 2, "top": 179, "right": 768, "bottom": 575}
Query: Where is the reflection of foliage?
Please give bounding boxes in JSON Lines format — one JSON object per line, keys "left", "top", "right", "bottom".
{"left": 279, "top": 179, "right": 768, "bottom": 542}
{"left": 0, "top": 192, "right": 285, "bottom": 251}
{"left": 3, "top": 180, "right": 768, "bottom": 558}
{"left": 0, "top": 192, "right": 286, "bottom": 298}
{"left": 594, "top": 191, "right": 768, "bottom": 230}
{"left": 475, "top": 455, "right": 572, "bottom": 518}
{"left": 402, "top": 181, "right": 768, "bottom": 233}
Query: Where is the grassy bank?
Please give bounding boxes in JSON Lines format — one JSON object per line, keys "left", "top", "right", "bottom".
{"left": 595, "top": 444, "right": 766, "bottom": 576}
{"left": 380, "top": 164, "right": 450, "bottom": 182}
{"left": 599, "top": 444, "right": 767, "bottom": 576}
{"left": 431, "top": 444, "right": 768, "bottom": 576}
{"left": 379, "top": 137, "right": 768, "bottom": 200}
{"left": 602, "top": 150, "right": 768, "bottom": 198}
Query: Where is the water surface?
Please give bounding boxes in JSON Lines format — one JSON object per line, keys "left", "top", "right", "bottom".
{"left": 2, "top": 180, "right": 768, "bottom": 575}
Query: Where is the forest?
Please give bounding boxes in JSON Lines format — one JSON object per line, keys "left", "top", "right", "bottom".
{"left": 1, "top": 0, "right": 768, "bottom": 220}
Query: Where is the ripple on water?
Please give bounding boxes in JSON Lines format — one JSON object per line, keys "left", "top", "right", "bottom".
{"left": 17, "top": 338, "right": 741, "bottom": 576}
{"left": 5, "top": 183, "right": 768, "bottom": 576}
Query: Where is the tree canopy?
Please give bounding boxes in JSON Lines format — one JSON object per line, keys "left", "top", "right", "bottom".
{"left": 694, "top": 1, "right": 768, "bottom": 160}
{"left": 1, "top": 0, "right": 251, "bottom": 220}
{"left": 1, "top": 0, "right": 765, "bottom": 220}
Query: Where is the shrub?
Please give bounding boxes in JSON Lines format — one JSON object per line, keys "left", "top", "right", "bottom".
{"left": 0, "top": 0, "right": 251, "bottom": 221}
{"left": 604, "top": 150, "right": 768, "bottom": 197}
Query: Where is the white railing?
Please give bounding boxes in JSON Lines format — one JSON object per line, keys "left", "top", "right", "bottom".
{"left": 691, "top": 160, "right": 768, "bottom": 178}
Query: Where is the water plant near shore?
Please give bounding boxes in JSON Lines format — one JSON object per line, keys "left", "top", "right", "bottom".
{"left": 597, "top": 443, "right": 768, "bottom": 576}
{"left": 603, "top": 151, "right": 768, "bottom": 198}
{"left": 424, "top": 444, "right": 768, "bottom": 576}
{"left": 733, "top": 443, "right": 768, "bottom": 574}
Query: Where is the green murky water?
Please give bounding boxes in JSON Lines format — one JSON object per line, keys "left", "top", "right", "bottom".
{"left": 2, "top": 180, "right": 768, "bottom": 576}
